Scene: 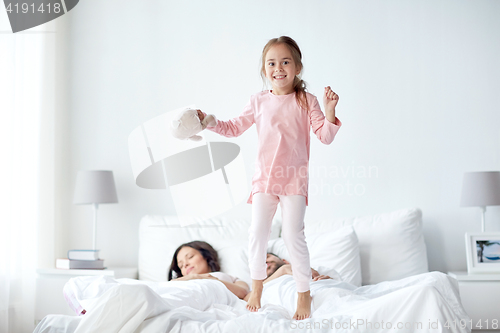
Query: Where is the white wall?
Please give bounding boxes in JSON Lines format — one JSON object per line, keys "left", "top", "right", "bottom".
{"left": 51, "top": 0, "right": 500, "bottom": 273}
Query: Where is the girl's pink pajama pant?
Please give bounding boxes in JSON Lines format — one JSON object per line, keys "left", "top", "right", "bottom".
{"left": 248, "top": 192, "right": 311, "bottom": 292}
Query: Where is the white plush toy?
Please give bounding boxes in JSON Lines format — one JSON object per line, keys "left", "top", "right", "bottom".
{"left": 170, "top": 108, "right": 216, "bottom": 141}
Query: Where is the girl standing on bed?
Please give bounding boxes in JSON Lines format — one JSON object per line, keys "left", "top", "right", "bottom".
{"left": 200, "top": 36, "right": 342, "bottom": 320}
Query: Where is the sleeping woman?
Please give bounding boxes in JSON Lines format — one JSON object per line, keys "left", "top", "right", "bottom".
{"left": 167, "top": 240, "right": 249, "bottom": 299}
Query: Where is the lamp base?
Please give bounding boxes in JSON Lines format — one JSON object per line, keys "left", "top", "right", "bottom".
{"left": 479, "top": 206, "right": 486, "bottom": 233}
{"left": 92, "top": 203, "right": 99, "bottom": 250}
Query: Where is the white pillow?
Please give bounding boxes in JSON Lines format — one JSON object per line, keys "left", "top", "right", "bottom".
{"left": 213, "top": 240, "right": 251, "bottom": 287}
{"left": 267, "top": 226, "right": 362, "bottom": 286}
{"left": 138, "top": 215, "right": 280, "bottom": 282}
{"left": 304, "top": 207, "right": 428, "bottom": 285}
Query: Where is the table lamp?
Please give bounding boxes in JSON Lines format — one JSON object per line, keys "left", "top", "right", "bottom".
{"left": 460, "top": 171, "right": 500, "bottom": 232}
{"left": 73, "top": 170, "right": 118, "bottom": 250}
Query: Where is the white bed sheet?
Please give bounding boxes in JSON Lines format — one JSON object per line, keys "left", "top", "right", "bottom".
{"left": 34, "top": 271, "right": 470, "bottom": 333}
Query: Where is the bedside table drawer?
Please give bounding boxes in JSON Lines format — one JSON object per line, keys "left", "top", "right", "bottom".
{"left": 458, "top": 281, "right": 500, "bottom": 328}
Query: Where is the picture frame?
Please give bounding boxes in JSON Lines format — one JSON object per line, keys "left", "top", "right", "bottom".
{"left": 465, "top": 232, "right": 500, "bottom": 274}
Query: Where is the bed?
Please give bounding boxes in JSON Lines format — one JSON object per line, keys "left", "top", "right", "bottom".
{"left": 34, "top": 207, "right": 471, "bottom": 332}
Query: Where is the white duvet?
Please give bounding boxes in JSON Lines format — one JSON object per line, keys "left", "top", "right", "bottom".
{"left": 34, "top": 271, "right": 471, "bottom": 333}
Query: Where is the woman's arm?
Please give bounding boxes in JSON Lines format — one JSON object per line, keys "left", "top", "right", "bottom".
{"left": 213, "top": 279, "right": 249, "bottom": 299}
{"left": 171, "top": 273, "right": 249, "bottom": 299}
{"left": 170, "top": 273, "right": 215, "bottom": 282}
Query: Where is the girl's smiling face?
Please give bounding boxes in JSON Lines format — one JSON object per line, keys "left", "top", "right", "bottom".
{"left": 264, "top": 43, "right": 301, "bottom": 95}
{"left": 177, "top": 246, "right": 211, "bottom": 276}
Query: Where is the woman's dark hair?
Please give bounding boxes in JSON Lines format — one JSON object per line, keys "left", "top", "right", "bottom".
{"left": 167, "top": 240, "right": 220, "bottom": 281}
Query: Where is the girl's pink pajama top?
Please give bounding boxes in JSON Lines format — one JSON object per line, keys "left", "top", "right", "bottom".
{"left": 206, "top": 90, "right": 342, "bottom": 206}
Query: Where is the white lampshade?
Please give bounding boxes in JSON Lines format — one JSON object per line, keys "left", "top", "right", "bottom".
{"left": 460, "top": 171, "right": 500, "bottom": 207}
{"left": 460, "top": 171, "right": 500, "bottom": 232}
{"left": 73, "top": 170, "right": 118, "bottom": 204}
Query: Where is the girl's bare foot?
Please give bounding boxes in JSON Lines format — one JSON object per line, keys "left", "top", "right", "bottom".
{"left": 293, "top": 290, "right": 311, "bottom": 320}
{"left": 246, "top": 280, "right": 264, "bottom": 312}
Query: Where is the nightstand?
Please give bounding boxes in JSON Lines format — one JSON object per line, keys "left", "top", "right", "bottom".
{"left": 35, "top": 267, "right": 138, "bottom": 325}
{"left": 448, "top": 271, "right": 500, "bottom": 331}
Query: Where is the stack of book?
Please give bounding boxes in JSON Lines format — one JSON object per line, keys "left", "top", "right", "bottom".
{"left": 56, "top": 250, "right": 105, "bottom": 270}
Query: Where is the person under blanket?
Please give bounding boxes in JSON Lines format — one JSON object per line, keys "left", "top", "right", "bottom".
{"left": 64, "top": 243, "right": 339, "bottom": 318}
{"left": 167, "top": 240, "right": 250, "bottom": 299}
{"left": 48, "top": 270, "right": 468, "bottom": 332}
{"left": 244, "top": 253, "right": 339, "bottom": 302}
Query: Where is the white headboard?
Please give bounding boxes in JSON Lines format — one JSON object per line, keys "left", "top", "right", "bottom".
{"left": 138, "top": 207, "right": 428, "bottom": 286}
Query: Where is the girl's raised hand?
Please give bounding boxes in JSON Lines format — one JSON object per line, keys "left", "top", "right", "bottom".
{"left": 323, "top": 86, "right": 339, "bottom": 113}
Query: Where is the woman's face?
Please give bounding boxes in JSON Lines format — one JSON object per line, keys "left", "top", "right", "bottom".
{"left": 177, "top": 246, "right": 211, "bottom": 276}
